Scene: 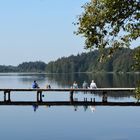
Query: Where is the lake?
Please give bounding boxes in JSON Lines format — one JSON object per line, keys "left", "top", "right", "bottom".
{"left": 0, "top": 73, "right": 140, "bottom": 140}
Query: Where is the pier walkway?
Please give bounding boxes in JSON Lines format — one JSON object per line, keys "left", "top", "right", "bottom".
{"left": 0, "top": 88, "right": 135, "bottom": 102}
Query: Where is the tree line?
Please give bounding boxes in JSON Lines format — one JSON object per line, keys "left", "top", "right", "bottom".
{"left": 0, "top": 48, "right": 138, "bottom": 73}
{"left": 46, "top": 48, "right": 137, "bottom": 73}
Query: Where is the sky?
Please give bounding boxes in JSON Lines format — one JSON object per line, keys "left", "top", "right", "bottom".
{"left": 0, "top": 0, "right": 89, "bottom": 66}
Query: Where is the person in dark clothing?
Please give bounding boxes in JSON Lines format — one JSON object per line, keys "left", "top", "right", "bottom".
{"left": 32, "top": 81, "right": 39, "bottom": 88}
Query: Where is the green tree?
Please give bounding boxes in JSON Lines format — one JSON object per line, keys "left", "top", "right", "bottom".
{"left": 17, "top": 61, "right": 46, "bottom": 72}
{"left": 133, "top": 46, "right": 140, "bottom": 70}
{"left": 75, "top": 0, "right": 140, "bottom": 61}
{"left": 75, "top": 0, "right": 140, "bottom": 94}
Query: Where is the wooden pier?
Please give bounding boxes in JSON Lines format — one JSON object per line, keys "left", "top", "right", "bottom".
{"left": 0, "top": 88, "right": 135, "bottom": 102}
{"left": 0, "top": 88, "right": 135, "bottom": 92}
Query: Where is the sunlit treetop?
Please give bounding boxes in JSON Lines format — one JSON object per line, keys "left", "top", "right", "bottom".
{"left": 75, "top": 0, "right": 140, "bottom": 59}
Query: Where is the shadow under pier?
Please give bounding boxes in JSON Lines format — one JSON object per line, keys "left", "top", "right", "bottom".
{"left": 0, "top": 101, "right": 140, "bottom": 106}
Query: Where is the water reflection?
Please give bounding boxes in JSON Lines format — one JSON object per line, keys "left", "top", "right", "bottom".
{"left": 0, "top": 73, "right": 139, "bottom": 140}
{"left": 32, "top": 104, "right": 39, "bottom": 112}
{"left": 0, "top": 73, "right": 139, "bottom": 100}
{"left": 16, "top": 73, "right": 139, "bottom": 99}
{"left": 3, "top": 73, "right": 136, "bottom": 88}
{"left": 46, "top": 73, "right": 140, "bottom": 88}
{"left": 0, "top": 100, "right": 140, "bottom": 113}
{"left": 3, "top": 73, "right": 139, "bottom": 89}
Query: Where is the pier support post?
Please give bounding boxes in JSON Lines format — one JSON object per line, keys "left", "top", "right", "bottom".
{"left": 70, "top": 91, "right": 74, "bottom": 102}
{"left": 4, "top": 90, "right": 11, "bottom": 102}
{"left": 37, "top": 91, "right": 42, "bottom": 102}
{"left": 4, "top": 92, "right": 6, "bottom": 101}
{"left": 102, "top": 91, "right": 108, "bottom": 102}
{"left": 84, "top": 98, "right": 87, "bottom": 102}
{"left": 91, "top": 98, "right": 95, "bottom": 102}
{"left": 8, "top": 92, "right": 11, "bottom": 101}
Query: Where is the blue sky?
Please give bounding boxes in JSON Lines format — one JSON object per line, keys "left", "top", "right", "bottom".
{"left": 0, "top": 0, "right": 88, "bottom": 65}
{"left": 0, "top": 0, "right": 139, "bottom": 66}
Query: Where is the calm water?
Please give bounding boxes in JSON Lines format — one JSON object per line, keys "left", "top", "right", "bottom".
{"left": 0, "top": 73, "right": 140, "bottom": 140}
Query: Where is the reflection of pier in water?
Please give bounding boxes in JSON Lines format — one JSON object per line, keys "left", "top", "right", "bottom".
{"left": 0, "top": 88, "right": 139, "bottom": 112}
{"left": 0, "top": 101, "right": 140, "bottom": 106}
{"left": 0, "top": 88, "right": 138, "bottom": 106}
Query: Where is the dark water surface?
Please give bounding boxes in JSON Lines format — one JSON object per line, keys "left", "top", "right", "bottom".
{"left": 0, "top": 73, "right": 140, "bottom": 140}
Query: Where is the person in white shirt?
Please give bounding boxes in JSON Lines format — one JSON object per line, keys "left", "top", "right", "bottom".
{"left": 90, "top": 80, "right": 97, "bottom": 89}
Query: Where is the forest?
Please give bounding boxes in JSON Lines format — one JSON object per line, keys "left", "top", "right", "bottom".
{"left": 46, "top": 48, "right": 139, "bottom": 73}
{"left": 0, "top": 48, "right": 139, "bottom": 73}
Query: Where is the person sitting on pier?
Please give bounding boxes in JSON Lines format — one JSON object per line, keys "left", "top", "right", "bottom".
{"left": 32, "top": 80, "right": 39, "bottom": 88}
{"left": 82, "top": 81, "right": 88, "bottom": 89}
{"left": 46, "top": 84, "right": 51, "bottom": 89}
{"left": 90, "top": 80, "right": 97, "bottom": 89}
{"left": 72, "top": 81, "right": 78, "bottom": 89}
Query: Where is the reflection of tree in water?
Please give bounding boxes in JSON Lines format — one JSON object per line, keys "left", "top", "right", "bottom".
{"left": 47, "top": 73, "right": 139, "bottom": 98}
{"left": 134, "top": 81, "right": 140, "bottom": 102}
{"left": 17, "top": 73, "right": 140, "bottom": 88}
{"left": 46, "top": 73, "right": 140, "bottom": 88}
{"left": 17, "top": 73, "right": 139, "bottom": 98}
{"left": 18, "top": 74, "right": 47, "bottom": 83}
{"left": 113, "top": 74, "right": 140, "bottom": 88}
{"left": 47, "top": 73, "right": 90, "bottom": 88}
{"left": 93, "top": 91, "right": 133, "bottom": 99}
{"left": 17, "top": 74, "right": 50, "bottom": 87}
